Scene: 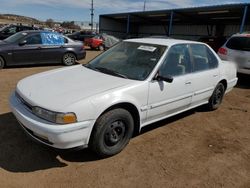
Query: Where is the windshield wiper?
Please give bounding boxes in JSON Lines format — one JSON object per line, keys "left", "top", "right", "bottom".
{"left": 83, "top": 64, "right": 128, "bottom": 79}
{"left": 95, "top": 67, "right": 128, "bottom": 79}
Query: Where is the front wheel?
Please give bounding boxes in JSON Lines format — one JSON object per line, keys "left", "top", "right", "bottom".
{"left": 90, "top": 108, "right": 134, "bottom": 158}
{"left": 207, "top": 83, "right": 225, "bottom": 110}
{"left": 62, "top": 53, "right": 76, "bottom": 66}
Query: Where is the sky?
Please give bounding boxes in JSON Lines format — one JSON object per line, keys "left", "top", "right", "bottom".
{"left": 0, "top": 0, "right": 249, "bottom": 22}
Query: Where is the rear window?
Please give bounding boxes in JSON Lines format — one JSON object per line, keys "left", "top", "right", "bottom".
{"left": 226, "top": 36, "right": 250, "bottom": 51}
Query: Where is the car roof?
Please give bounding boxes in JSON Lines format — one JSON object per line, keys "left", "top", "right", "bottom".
{"left": 231, "top": 32, "right": 250, "bottom": 38}
{"left": 124, "top": 38, "right": 204, "bottom": 46}
{"left": 19, "top": 30, "right": 60, "bottom": 34}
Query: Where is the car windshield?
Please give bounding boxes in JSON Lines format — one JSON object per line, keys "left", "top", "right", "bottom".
{"left": 4, "top": 32, "right": 27, "bottom": 43}
{"left": 226, "top": 36, "right": 250, "bottom": 51}
{"left": 84, "top": 41, "right": 167, "bottom": 80}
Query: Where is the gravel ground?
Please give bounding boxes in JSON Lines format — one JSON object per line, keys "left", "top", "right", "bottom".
{"left": 0, "top": 50, "right": 250, "bottom": 188}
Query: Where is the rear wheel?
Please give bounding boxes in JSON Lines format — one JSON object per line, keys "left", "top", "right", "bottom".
{"left": 0, "top": 56, "right": 5, "bottom": 69}
{"left": 62, "top": 53, "right": 76, "bottom": 66}
{"left": 207, "top": 83, "right": 225, "bottom": 110}
{"left": 90, "top": 108, "right": 134, "bottom": 158}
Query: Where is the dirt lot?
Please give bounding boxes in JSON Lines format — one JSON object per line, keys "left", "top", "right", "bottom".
{"left": 0, "top": 50, "right": 250, "bottom": 188}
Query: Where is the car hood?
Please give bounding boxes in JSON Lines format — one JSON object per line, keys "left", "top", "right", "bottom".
{"left": 16, "top": 65, "right": 135, "bottom": 111}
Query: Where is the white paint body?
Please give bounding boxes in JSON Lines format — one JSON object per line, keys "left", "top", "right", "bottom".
{"left": 10, "top": 38, "right": 238, "bottom": 149}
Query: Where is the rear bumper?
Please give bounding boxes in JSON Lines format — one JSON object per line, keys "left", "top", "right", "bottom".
{"left": 238, "top": 68, "right": 250, "bottom": 75}
{"left": 226, "top": 77, "right": 238, "bottom": 93}
{"left": 9, "top": 92, "right": 95, "bottom": 149}
{"left": 76, "top": 51, "right": 86, "bottom": 60}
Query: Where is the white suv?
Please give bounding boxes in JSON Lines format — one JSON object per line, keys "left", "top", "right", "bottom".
{"left": 218, "top": 33, "right": 250, "bottom": 74}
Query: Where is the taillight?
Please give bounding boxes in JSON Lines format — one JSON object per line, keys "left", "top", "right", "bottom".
{"left": 218, "top": 47, "right": 227, "bottom": 55}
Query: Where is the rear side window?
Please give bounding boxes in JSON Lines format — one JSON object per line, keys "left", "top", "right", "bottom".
{"left": 226, "top": 37, "right": 250, "bottom": 51}
{"left": 40, "top": 32, "right": 64, "bottom": 45}
{"left": 190, "top": 44, "right": 218, "bottom": 72}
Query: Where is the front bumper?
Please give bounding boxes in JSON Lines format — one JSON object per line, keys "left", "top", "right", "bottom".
{"left": 9, "top": 92, "right": 95, "bottom": 149}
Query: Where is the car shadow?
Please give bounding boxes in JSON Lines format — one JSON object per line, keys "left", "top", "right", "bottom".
{"left": 140, "top": 109, "right": 196, "bottom": 135}
{"left": 0, "top": 107, "right": 199, "bottom": 172}
{"left": 0, "top": 112, "right": 98, "bottom": 172}
{"left": 236, "top": 74, "right": 250, "bottom": 89}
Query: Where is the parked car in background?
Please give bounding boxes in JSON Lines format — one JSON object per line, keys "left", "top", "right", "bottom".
{"left": 0, "top": 24, "right": 37, "bottom": 40}
{"left": 218, "top": 33, "right": 250, "bottom": 75}
{"left": 10, "top": 38, "right": 237, "bottom": 158}
{"left": 85, "top": 35, "right": 104, "bottom": 50}
{"left": 199, "top": 36, "right": 226, "bottom": 52}
{"left": 0, "top": 30, "right": 85, "bottom": 68}
{"left": 67, "top": 30, "right": 96, "bottom": 42}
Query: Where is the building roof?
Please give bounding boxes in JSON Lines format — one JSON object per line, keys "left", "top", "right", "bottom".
{"left": 100, "top": 3, "right": 250, "bottom": 25}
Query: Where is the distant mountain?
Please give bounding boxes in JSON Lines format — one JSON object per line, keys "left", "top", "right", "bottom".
{"left": 0, "top": 14, "right": 44, "bottom": 25}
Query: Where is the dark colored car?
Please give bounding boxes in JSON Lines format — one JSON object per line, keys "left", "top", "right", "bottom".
{"left": 0, "top": 24, "right": 37, "bottom": 40}
{"left": 67, "top": 30, "right": 96, "bottom": 42}
{"left": 0, "top": 30, "right": 86, "bottom": 69}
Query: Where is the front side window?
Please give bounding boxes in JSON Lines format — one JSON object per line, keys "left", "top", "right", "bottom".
{"left": 190, "top": 44, "right": 218, "bottom": 72}
{"left": 25, "top": 34, "right": 42, "bottom": 45}
{"left": 85, "top": 41, "right": 167, "bottom": 80}
{"left": 159, "top": 44, "right": 191, "bottom": 77}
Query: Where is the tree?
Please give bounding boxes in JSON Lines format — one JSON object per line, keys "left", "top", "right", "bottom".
{"left": 45, "top": 18, "right": 55, "bottom": 28}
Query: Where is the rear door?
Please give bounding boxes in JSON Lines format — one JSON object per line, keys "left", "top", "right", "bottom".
{"left": 189, "top": 44, "right": 220, "bottom": 106}
{"left": 12, "top": 33, "right": 42, "bottom": 65}
{"left": 39, "top": 32, "right": 65, "bottom": 63}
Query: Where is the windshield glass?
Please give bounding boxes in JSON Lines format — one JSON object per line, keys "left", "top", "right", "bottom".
{"left": 4, "top": 32, "right": 27, "bottom": 43}
{"left": 84, "top": 41, "right": 167, "bottom": 80}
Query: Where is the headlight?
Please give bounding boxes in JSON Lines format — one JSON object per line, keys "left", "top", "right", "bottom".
{"left": 32, "top": 106, "right": 77, "bottom": 124}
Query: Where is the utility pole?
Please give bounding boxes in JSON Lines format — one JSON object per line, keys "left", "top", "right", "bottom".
{"left": 90, "top": 0, "right": 94, "bottom": 31}
{"left": 143, "top": 0, "right": 146, "bottom": 11}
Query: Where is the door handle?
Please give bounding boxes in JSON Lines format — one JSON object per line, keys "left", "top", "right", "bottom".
{"left": 213, "top": 74, "right": 218, "bottom": 77}
{"left": 185, "top": 81, "right": 192, "bottom": 85}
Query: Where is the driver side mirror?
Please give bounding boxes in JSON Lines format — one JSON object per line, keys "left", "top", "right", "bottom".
{"left": 19, "top": 40, "right": 27, "bottom": 46}
{"left": 155, "top": 74, "right": 173, "bottom": 83}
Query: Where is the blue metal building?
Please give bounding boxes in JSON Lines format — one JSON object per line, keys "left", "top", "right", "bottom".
{"left": 99, "top": 3, "right": 249, "bottom": 41}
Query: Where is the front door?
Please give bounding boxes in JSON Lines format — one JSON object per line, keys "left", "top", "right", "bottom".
{"left": 12, "top": 33, "right": 42, "bottom": 65}
{"left": 147, "top": 44, "right": 193, "bottom": 122}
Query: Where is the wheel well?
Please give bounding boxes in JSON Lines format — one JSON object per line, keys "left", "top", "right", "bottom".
{"left": 99, "top": 103, "right": 141, "bottom": 136}
{"left": 219, "top": 79, "right": 227, "bottom": 91}
{"left": 0, "top": 55, "right": 6, "bottom": 66}
{"left": 64, "top": 51, "right": 77, "bottom": 58}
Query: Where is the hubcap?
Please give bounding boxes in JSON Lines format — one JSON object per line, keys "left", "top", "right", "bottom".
{"left": 213, "top": 86, "right": 223, "bottom": 106}
{"left": 104, "top": 120, "right": 126, "bottom": 147}
{"left": 64, "top": 54, "right": 75, "bottom": 65}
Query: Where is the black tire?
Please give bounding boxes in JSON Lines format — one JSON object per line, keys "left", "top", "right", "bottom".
{"left": 0, "top": 56, "right": 5, "bottom": 69}
{"left": 99, "top": 45, "right": 104, "bottom": 51}
{"left": 62, "top": 53, "right": 76, "bottom": 66}
{"left": 90, "top": 108, "right": 134, "bottom": 158}
{"left": 207, "top": 83, "right": 225, "bottom": 110}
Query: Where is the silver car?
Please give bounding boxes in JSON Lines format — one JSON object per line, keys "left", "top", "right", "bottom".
{"left": 218, "top": 33, "right": 250, "bottom": 75}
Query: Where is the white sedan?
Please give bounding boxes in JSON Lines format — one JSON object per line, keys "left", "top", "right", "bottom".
{"left": 10, "top": 38, "right": 238, "bottom": 157}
